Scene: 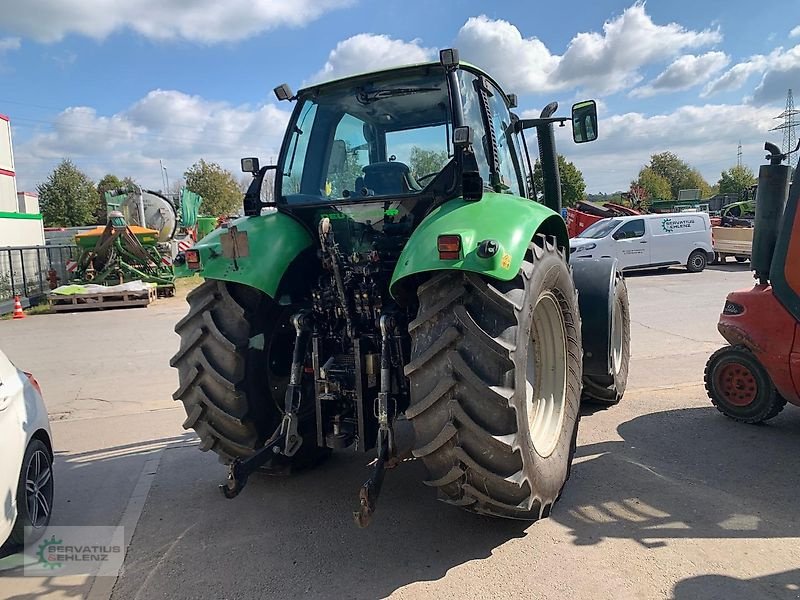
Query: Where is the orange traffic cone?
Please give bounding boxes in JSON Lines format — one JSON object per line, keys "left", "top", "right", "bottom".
{"left": 12, "top": 296, "right": 25, "bottom": 319}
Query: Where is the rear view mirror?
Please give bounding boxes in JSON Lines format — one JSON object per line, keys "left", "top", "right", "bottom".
{"left": 329, "top": 140, "right": 347, "bottom": 174}
{"left": 572, "top": 100, "right": 598, "bottom": 143}
{"left": 241, "top": 157, "right": 260, "bottom": 174}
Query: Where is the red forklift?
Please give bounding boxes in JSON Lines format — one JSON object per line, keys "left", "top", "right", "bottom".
{"left": 705, "top": 141, "right": 800, "bottom": 423}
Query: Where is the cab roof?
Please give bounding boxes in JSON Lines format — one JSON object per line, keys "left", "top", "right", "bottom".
{"left": 297, "top": 60, "right": 512, "bottom": 105}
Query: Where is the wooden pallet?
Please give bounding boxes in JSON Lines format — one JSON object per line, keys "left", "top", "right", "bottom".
{"left": 48, "top": 286, "right": 157, "bottom": 311}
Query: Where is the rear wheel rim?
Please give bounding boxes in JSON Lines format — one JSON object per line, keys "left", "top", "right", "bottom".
{"left": 25, "top": 449, "right": 53, "bottom": 528}
{"left": 526, "top": 292, "right": 568, "bottom": 457}
{"left": 692, "top": 254, "right": 704, "bottom": 269}
{"left": 715, "top": 362, "right": 757, "bottom": 406}
{"left": 611, "top": 296, "right": 624, "bottom": 376}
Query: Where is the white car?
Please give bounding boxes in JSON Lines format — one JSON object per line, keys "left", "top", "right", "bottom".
{"left": 570, "top": 212, "right": 714, "bottom": 272}
{"left": 0, "top": 349, "right": 54, "bottom": 547}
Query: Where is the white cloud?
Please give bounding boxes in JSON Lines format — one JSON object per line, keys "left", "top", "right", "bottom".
{"left": 0, "top": 37, "right": 21, "bottom": 52}
{"left": 750, "top": 45, "right": 800, "bottom": 105}
{"left": 564, "top": 103, "right": 776, "bottom": 192}
{"left": 13, "top": 91, "right": 291, "bottom": 192}
{"left": 307, "top": 34, "right": 435, "bottom": 84}
{"left": 1, "top": 0, "right": 352, "bottom": 43}
{"left": 455, "top": 16, "right": 560, "bottom": 94}
{"left": 456, "top": 3, "right": 721, "bottom": 96}
{"left": 701, "top": 49, "right": 782, "bottom": 97}
{"left": 631, "top": 52, "right": 729, "bottom": 98}
{"left": 790, "top": 25, "right": 800, "bottom": 38}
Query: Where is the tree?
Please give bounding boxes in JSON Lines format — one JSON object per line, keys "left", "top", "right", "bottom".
{"left": 408, "top": 147, "right": 449, "bottom": 180}
{"left": 645, "top": 151, "right": 711, "bottom": 200}
{"left": 184, "top": 159, "right": 242, "bottom": 216}
{"left": 37, "top": 159, "right": 98, "bottom": 227}
{"left": 532, "top": 155, "right": 586, "bottom": 207}
{"left": 717, "top": 164, "right": 757, "bottom": 197}
{"left": 95, "top": 173, "right": 124, "bottom": 224}
{"left": 634, "top": 167, "right": 672, "bottom": 204}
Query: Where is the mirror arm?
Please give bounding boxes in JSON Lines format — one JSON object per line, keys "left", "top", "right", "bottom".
{"left": 515, "top": 117, "right": 569, "bottom": 132}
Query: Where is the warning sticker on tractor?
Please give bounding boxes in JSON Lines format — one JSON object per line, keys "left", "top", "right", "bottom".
{"left": 501, "top": 253, "right": 512, "bottom": 269}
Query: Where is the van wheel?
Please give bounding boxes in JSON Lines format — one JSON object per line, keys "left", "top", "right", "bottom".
{"left": 686, "top": 250, "right": 707, "bottom": 273}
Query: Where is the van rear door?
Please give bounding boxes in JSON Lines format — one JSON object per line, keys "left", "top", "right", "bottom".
{"left": 611, "top": 218, "right": 650, "bottom": 269}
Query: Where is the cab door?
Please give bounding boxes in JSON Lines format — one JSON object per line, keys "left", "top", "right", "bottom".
{"left": 611, "top": 218, "right": 650, "bottom": 269}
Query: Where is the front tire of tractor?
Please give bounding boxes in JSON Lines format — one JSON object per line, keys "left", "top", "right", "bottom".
{"left": 582, "top": 272, "right": 630, "bottom": 405}
{"left": 171, "top": 280, "right": 326, "bottom": 470}
{"left": 705, "top": 345, "right": 787, "bottom": 423}
{"left": 406, "top": 235, "right": 582, "bottom": 519}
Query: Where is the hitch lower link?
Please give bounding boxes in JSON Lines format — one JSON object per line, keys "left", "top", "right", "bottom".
{"left": 354, "top": 315, "right": 396, "bottom": 528}
{"left": 220, "top": 311, "right": 311, "bottom": 499}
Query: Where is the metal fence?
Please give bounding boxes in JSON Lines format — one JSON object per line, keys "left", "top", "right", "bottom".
{"left": 0, "top": 245, "right": 79, "bottom": 303}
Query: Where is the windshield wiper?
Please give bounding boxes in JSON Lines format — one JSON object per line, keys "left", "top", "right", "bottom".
{"left": 356, "top": 87, "right": 439, "bottom": 105}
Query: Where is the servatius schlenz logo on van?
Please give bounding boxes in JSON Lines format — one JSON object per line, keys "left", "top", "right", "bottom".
{"left": 661, "top": 217, "right": 696, "bottom": 233}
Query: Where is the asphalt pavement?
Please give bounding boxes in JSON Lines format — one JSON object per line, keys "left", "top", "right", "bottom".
{"left": 1, "top": 262, "right": 798, "bottom": 600}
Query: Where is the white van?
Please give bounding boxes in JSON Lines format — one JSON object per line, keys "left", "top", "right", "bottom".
{"left": 569, "top": 212, "right": 714, "bottom": 272}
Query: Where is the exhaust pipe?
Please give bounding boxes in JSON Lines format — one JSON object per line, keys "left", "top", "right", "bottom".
{"left": 752, "top": 142, "right": 790, "bottom": 284}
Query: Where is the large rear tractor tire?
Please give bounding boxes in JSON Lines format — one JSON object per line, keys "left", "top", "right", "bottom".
{"left": 582, "top": 272, "right": 630, "bottom": 405}
{"left": 405, "top": 236, "right": 582, "bottom": 519}
{"left": 171, "top": 280, "right": 325, "bottom": 470}
{"left": 705, "top": 345, "right": 787, "bottom": 423}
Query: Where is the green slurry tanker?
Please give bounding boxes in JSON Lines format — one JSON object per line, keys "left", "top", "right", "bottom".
{"left": 171, "top": 50, "right": 631, "bottom": 526}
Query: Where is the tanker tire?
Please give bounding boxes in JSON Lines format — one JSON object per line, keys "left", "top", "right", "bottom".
{"left": 582, "top": 272, "right": 630, "bottom": 405}
{"left": 171, "top": 280, "right": 327, "bottom": 469}
{"left": 705, "top": 345, "right": 787, "bottom": 424}
{"left": 406, "top": 235, "right": 582, "bottom": 519}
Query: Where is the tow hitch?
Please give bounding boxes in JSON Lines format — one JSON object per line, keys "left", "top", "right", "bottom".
{"left": 220, "top": 310, "right": 311, "bottom": 499}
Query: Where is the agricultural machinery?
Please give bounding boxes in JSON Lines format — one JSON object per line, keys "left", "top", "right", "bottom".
{"left": 73, "top": 188, "right": 178, "bottom": 292}
{"left": 705, "top": 141, "right": 800, "bottom": 422}
{"left": 171, "top": 50, "right": 631, "bottom": 526}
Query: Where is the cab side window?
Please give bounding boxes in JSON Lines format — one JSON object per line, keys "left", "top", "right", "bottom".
{"left": 613, "top": 219, "right": 646, "bottom": 240}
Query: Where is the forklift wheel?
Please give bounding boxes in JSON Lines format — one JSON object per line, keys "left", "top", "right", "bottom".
{"left": 704, "top": 346, "right": 787, "bottom": 423}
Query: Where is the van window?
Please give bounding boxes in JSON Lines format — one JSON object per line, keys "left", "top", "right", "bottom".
{"left": 613, "top": 219, "right": 645, "bottom": 240}
{"left": 578, "top": 218, "right": 621, "bottom": 239}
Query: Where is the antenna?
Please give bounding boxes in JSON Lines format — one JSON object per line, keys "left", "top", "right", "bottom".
{"left": 770, "top": 89, "right": 800, "bottom": 168}
{"left": 737, "top": 140, "right": 742, "bottom": 168}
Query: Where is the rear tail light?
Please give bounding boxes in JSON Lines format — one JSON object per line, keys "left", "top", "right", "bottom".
{"left": 437, "top": 235, "right": 461, "bottom": 260}
{"left": 184, "top": 249, "right": 201, "bottom": 270}
{"left": 24, "top": 372, "right": 43, "bottom": 397}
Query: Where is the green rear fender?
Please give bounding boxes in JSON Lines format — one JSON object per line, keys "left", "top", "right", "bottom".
{"left": 390, "top": 193, "right": 568, "bottom": 298}
{"left": 175, "top": 211, "right": 313, "bottom": 298}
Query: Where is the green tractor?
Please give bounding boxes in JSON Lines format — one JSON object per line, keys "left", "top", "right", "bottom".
{"left": 171, "top": 49, "right": 631, "bottom": 526}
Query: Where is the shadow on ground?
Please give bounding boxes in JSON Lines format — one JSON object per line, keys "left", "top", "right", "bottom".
{"left": 113, "top": 442, "right": 528, "bottom": 600}
{"left": 0, "top": 433, "right": 195, "bottom": 599}
{"left": 112, "top": 405, "right": 800, "bottom": 599}
{"left": 554, "top": 405, "right": 799, "bottom": 547}
{"left": 672, "top": 568, "right": 800, "bottom": 600}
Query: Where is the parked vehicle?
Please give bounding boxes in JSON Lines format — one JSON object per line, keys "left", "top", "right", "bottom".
{"left": 171, "top": 49, "right": 631, "bottom": 526}
{"left": 705, "top": 142, "right": 800, "bottom": 423}
{"left": 0, "top": 350, "right": 54, "bottom": 547}
{"left": 711, "top": 225, "right": 752, "bottom": 264}
{"left": 570, "top": 212, "right": 713, "bottom": 272}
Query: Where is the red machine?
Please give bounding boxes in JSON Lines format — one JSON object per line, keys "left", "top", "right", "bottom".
{"left": 566, "top": 201, "right": 640, "bottom": 237}
{"left": 705, "top": 142, "right": 800, "bottom": 422}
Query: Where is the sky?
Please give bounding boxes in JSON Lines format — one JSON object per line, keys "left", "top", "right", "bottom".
{"left": 1, "top": 0, "right": 800, "bottom": 194}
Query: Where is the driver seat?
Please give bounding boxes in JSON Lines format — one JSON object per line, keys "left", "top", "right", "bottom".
{"left": 359, "top": 162, "right": 422, "bottom": 196}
